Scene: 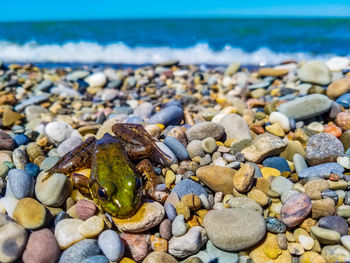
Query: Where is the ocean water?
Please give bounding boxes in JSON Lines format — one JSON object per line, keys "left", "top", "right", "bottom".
{"left": 0, "top": 18, "right": 349, "bottom": 65}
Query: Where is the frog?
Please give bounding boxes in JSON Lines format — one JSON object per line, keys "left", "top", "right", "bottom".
{"left": 46, "top": 123, "right": 171, "bottom": 218}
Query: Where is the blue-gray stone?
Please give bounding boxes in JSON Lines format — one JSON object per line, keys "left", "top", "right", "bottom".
{"left": 266, "top": 217, "right": 287, "bottom": 233}
{"left": 8, "top": 169, "right": 34, "bottom": 199}
{"left": 250, "top": 162, "right": 263, "bottom": 178}
{"left": 322, "top": 190, "right": 339, "bottom": 205}
{"left": 164, "top": 136, "right": 189, "bottom": 161}
{"left": 263, "top": 157, "right": 291, "bottom": 173}
{"left": 81, "top": 255, "right": 109, "bottom": 263}
{"left": 15, "top": 93, "right": 51, "bottom": 112}
{"left": 165, "top": 100, "right": 182, "bottom": 108}
{"left": 172, "top": 179, "right": 208, "bottom": 198}
{"left": 59, "top": 239, "right": 102, "bottom": 263}
{"left": 25, "top": 163, "right": 40, "bottom": 177}
{"left": 249, "top": 81, "right": 270, "bottom": 90}
{"left": 125, "top": 116, "right": 144, "bottom": 124}
{"left": 293, "top": 154, "right": 308, "bottom": 173}
{"left": 318, "top": 216, "right": 348, "bottom": 236}
{"left": 133, "top": 102, "right": 155, "bottom": 119}
{"left": 98, "top": 230, "right": 124, "bottom": 262}
{"left": 40, "top": 156, "right": 60, "bottom": 171}
{"left": 113, "top": 106, "right": 133, "bottom": 115}
{"left": 289, "top": 118, "right": 296, "bottom": 130}
{"left": 148, "top": 106, "right": 183, "bottom": 126}
{"left": 35, "top": 79, "right": 53, "bottom": 92}
{"left": 336, "top": 93, "right": 350, "bottom": 108}
{"left": 206, "top": 240, "right": 239, "bottom": 263}
{"left": 298, "top": 162, "right": 344, "bottom": 178}
{"left": 164, "top": 203, "right": 177, "bottom": 222}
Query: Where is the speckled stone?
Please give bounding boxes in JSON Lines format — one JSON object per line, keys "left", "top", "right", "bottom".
{"left": 281, "top": 193, "right": 312, "bottom": 227}
{"left": 306, "top": 133, "right": 344, "bottom": 166}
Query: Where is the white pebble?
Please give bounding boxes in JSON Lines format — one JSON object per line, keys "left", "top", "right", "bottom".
{"left": 269, "top": 112, "right": 290, "bottom": 132}
{"left": 298, "top": 234, "right": 314, "bottom": 250}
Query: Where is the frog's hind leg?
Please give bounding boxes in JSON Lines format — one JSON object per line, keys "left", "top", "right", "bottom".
{"left": 136, "top": 159, "right": 158, "bottom": 198}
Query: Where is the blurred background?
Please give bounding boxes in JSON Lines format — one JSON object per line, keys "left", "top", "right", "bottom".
{"left": 1, "top": 0, "right": 349, "bottom": 66}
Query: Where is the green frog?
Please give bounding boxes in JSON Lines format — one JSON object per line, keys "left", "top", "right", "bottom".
{"left": 46, "top": 123, "right": 170, "bottom": 218}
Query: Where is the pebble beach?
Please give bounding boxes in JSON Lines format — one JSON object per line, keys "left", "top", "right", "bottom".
{"left": 0, "top": 57, "right": 350, "bottom": 263}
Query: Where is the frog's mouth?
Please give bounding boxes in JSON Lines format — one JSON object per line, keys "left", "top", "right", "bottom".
{"left": 90, "top": 180, "right": 142, "bottom": 218}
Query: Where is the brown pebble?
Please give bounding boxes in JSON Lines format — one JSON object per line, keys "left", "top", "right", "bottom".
{"left": 75, "top": 199, "right": 96, "bottom": 220}
{"left": 280, "top": 193, "right": 312, "bottom": 227}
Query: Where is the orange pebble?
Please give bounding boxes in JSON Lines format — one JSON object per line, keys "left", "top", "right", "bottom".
{"left": 324, "top": 123, "right": 342, "bottom": 138}
{"left": 329, "top": 174, "right": 340, "bottom": 181}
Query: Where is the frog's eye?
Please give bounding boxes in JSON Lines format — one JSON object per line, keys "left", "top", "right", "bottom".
{"left": 135, "top": 177, "right": 142, "bottom": 189}
{"left": 98, "top": 187, "right": 108, "bottom": 200}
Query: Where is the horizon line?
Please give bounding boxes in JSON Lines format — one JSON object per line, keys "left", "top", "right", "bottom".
{"left": 0, "top": 14, "right": 349, "bottom": 23}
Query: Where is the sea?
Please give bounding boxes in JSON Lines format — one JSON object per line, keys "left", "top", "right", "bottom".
{"left": 0, "top": 18, "right": 349, "bottom": 66}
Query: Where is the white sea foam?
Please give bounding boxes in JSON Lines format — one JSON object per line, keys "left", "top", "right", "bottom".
{"left": 0, "top": 41, "right": 345, "bottom": 65}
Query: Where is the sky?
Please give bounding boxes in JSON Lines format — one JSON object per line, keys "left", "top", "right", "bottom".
{"left": 2, "top": 0, "right": 350, "bottom": 21}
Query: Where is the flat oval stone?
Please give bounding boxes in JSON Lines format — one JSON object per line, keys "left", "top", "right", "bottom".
{"left": 54, "top": 218, "right": 85, "bottom": 249}
{"left": 172, "top": 179, "right": 207, "bottom": 198}
{"left": 59, "top": 239, "right": 102, "bottom": 263}
{"left": 310, "top": 226, "right": 340, "bottom": 245}
{"left": 98, "top": 230, "right": 124, "bottom": 262}
{"left": 266, "top": 217, "right": 287, "bottom": 234}
{"left": 8, "top": 169, "right": 35, "bottom": 199}
{"left": 318, "top": 216, "right": 348, "bottom": 236}
{"left": 321, "top": 245, "right": 350, "bottom": 263}
{"left": 277, "top": 94, "right": 332, "bottom": 121}
{"left": 233, "top": 163, "right": 254, "bottom": 193}
{"left": 13, "top": 198, "right": 47, "bottom": 230}
{"left": 203, "top": 208, "right": 266, "bottom": 252}
{"left": 298, "top": 60, "right": 331, "bottom": 85}
{"left": 281, "top": 193, "right": 312, "bottom": 227}
{"left": 262, "top": 157, "right": 291, "bottom": 173}
{"left": 112, "top": 201, "right": 164, "bottom": 233}
{"left": 148, "top": 106, "right": 183, "bottom": 126}
{"left": 185, "top": 122, "right": 225, "bottom": 141}
{"left": 298, "top": 162, "right": 344, "bottom": 179}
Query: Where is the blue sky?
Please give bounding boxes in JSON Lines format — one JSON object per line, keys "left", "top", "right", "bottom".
{"left": 2, "top": 0, "right": 350, "bottom": 21}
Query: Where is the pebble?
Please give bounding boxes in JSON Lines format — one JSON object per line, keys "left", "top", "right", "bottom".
{"left": 266, "top": 217, "right": 287, "bottom": 233}
{"left": 81, "top": 255, "right": 109, "bottom": 263}
{"left": 98, "top": 230, "right": 125, "bottom": 262}
{"left": 270, "top": 176, "right": 294, "bottom": 196}
{"left": 281, "top": 193, "right": 312, "bottom": 227}
{"left": 311, "top": 226, "right": 340, "bottom": 245}
{"left": 204, "top": 208, "right": 266, "bottom": 251}
{"left": 206, "top": 240, "right": 239, "bottom": 263}
{"left": 8, "top": 169, "right": 34, "bottom": 199}
{"left": 263, "top": 156, "right": 291, "bottom": 173}
{"left": 40, "top": 156, "right": 60, "bottom": 171}
{"left": 0, "top": 213, "right": 27, "bottom": 263}
{"left": 159, "top": 219, "right": 172, "bottom": 240}
{"left": 298, "top": 235, "right": 315, "bottom": 250}
{"left": 278, "top": 94, "right": 332, "bottom": 120}
{"left": 164, "top": 203, "right": 177, "bottom": 222}
{"left": 133, "top": 102, "right": 154, "bottom": 119}
{"left": 340, "top": 235, "right": 350, "bottom": 251}
{"left": 298, "top": 162, "right": 344, "bottom": 178}
{"left": 15, "top": 93, "right": 51, "bottom": 112}
{"left": 172, "top": 215, "right": 187, "bottom": 237}
{"left": 14, "top": 134, "right": 29, "bottom": 146}
{"left": 336, "top": 93, "right": 350, "bottom": 108}
{"left": 0, "top": 131, "right": 15, "bottom": 150}
{"left": 120, "top": 233, "right": 149, "bottom": 261}
{"left": 25, "top": 163, "right": 40, "bottom": 177}
{"left": 54, "top": 218, "right": 85, "bottom": 249}
{"left": 247, "top": 188, "right": 269, "bottom": 206}
{"left": 172, "top": 179, "right": 207, "bottom": 198}
{"left": 241, "top": 133, "right": 287, "bottom": 163}
{"left": 22, "top": 228, "right": 60, "bottom": 263}
{"left": 233, "top": 163, "right": 254, "bottom": 193}
{"left": 318, "top": 216, "right": 348, "bottom": 236}
{"left": 164, "top": 136, "right": 189, "bottom": 161}
{"left": 57, "top": 136, "right": 82, "bottom": 157}
{"left": 200, "top": 137, "right": 217, "bottom": 154}
{"left": 269, "top": 111, "right": 291, "bottom": 131}
{"left": 185, "top": 122, "right": 224, "bottom": 141}
{"left": 143, "top": 251, "right": 178, "bottom": 263}
{"left": 187, "top": 140, "right": 205, "bottom": 159}
{"left": 168, "top": 226, "right": 207, "bottom": 258}
{"left": 148, "top": 105, "right": 183, "bottom": 126}
{"left": 13, "top": 148, "right": 28, "bottom": 169}
{"left": 58, "top": 239, "right": 102, "bottom": 263}
{"left": 327, "top": 78, "right": 350, "bottom": 99}
{"left": 218, "top": 114, "right": 251, "bottom": 147}
{"left": 78, "top": 215, "right": 104, "bottom": 238}
{"left": 75, "top": 199, "right": 96, "bottom": 220}
{"left": 306, "top": 133, "right": 344, "bottom": 166}
{"left": 196, "top": 166, "right": 235, "bottom": 194}
{"left": 112, "top": 201, "right": 165, "bottom": 232}
{"left": 85, "top": 72, "right": 107, "bottom": 87}
{"left": 13, "top": 197, "right": 46, "bottom": 230}
{"left": 321, "top": 245, "right": 350, "bottom": 262}
{"left": 45, "top": 121, "right": 74, "bottom": 143}
{"left": 35, "top": 172, "right": 72, "bottom": 206}
{"left": 298, "top": 60, "right": 331, "bottom": 85}
{"left": 228, "top": 196, "right": 263, "bottom": 214}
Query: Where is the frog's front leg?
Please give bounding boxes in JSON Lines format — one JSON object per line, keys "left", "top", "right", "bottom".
{"left": 45, "top": 136, "right": 96, "bottom": 178}
{"left": 136, "top": 159, "right": 158, "bottom": 198}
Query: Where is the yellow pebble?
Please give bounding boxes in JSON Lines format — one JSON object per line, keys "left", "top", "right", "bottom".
{"left": 150, "top": 235, "right": 168, "bottom": 252}
{"left": 216, "top": 141, "right": 224, "bottom": 146}
{"left": 155, "top": 124, "right": 165, "bottom": 130}
{"left": 266, "top": 123, "right": 285, "bottom": 137}
{"left": 175, "top": 201, "right": 191, "bottom": 220}
{"left": 216, "top": 94, "right": 226, "bottom": 103}
{"left": 165, "top": 170, "right": 176, "bottom": 188}
{"left": 187, "top": 215, "right": 201, "bottom": 228}
{"left": 120, "top": 258, "right": 136, "bottom": 263}
{"left": 261, "top": 167, "right": 281, "bottom": 179}
{"left": 300, "top": 251, "right": 326, "bottom": 263}
{"left": 71, "top": 189, "right": 85, "bottom": 202}
{"left": 197, "top": 209, "right": 208, "bottom": 220}
{"left": 247, "top": 188, "right": 269, "bottom": 206}
{"left": 181, "top": 194, "right": 202, "bottom": 210}
{"left": 78, "top": 216, "right": 104, "bottom": 238}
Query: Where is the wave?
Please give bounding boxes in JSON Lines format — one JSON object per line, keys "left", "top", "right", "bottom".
{"left": 0, "top": 41, "right": 345, "bottom": 65}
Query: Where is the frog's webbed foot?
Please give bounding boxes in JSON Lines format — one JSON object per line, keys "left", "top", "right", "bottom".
{"left": 71, "top": 173, "right": 91, "bottom": 195}
{"left": 136, "top": 159, "right": 158, "bottom": 199}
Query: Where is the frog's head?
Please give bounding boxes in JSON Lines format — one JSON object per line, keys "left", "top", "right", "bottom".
{"left": 91, "top": 175, "right": 142, "bottom": 218}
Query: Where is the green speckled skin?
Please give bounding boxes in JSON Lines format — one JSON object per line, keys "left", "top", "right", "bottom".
{"left": 90, "top": 133, "right": 142, "bottom": 218}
